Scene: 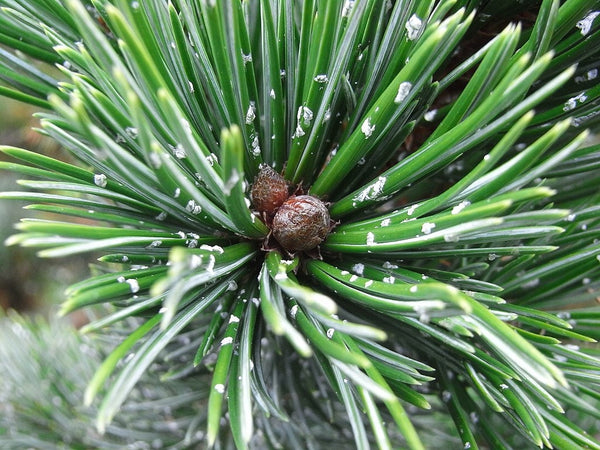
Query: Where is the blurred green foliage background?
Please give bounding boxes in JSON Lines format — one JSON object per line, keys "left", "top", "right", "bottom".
{"left": 0, "top": 97, "right": 86, "bottom": 315}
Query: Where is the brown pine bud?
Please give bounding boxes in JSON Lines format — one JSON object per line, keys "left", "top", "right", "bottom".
{"left": 272, "top": 195, "right": 330, "bottom": 252}
{"left": 250, "top": 165, "right": 290, "bottom": 214}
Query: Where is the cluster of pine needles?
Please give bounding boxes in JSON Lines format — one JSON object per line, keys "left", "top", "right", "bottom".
{"left": 0, "top": 0, "right": 599, "bottom": 448}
